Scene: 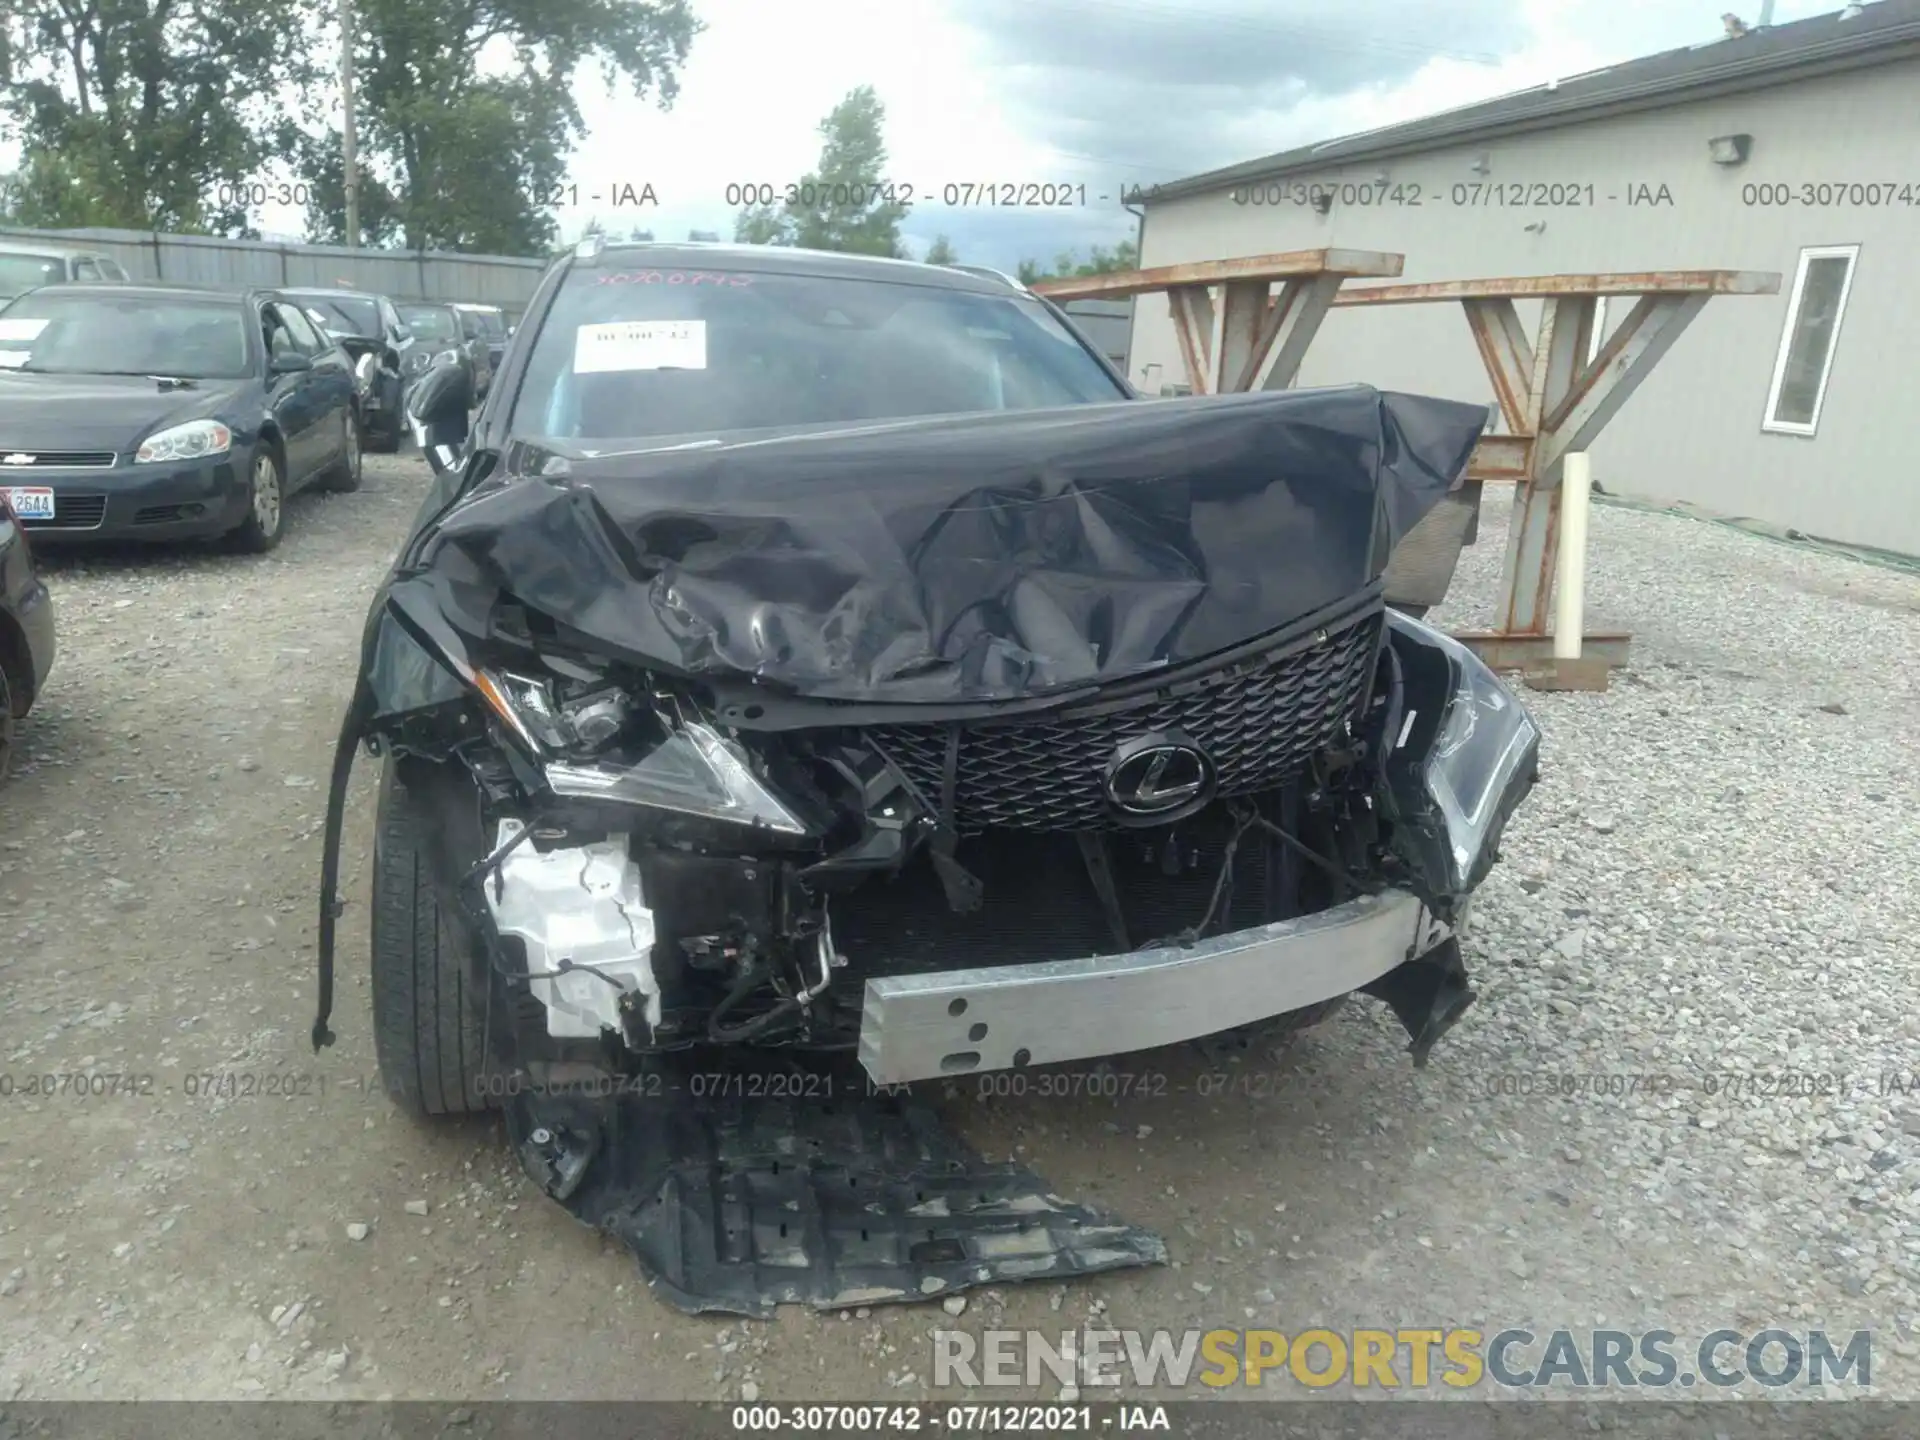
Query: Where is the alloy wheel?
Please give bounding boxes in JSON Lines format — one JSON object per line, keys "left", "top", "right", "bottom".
{"left": 253, "top": 452, "right": 283, "bottom": 535}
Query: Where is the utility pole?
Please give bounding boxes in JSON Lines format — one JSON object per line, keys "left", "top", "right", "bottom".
{"left": 340, "top": 0, "right": 360, "bottom": 248}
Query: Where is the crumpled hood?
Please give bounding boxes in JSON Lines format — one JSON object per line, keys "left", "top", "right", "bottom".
{"left": 390, "top": 385, "right": 1487, "bottom": 705}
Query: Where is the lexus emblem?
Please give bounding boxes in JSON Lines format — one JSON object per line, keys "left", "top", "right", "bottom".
{"left": 1, "top": 453, "right": 34, "bottom": 466}
{"left": 1103, "top": 731, "right": 1216, "bottom": 825}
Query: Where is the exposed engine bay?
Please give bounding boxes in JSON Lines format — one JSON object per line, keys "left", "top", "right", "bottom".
{"left": 370, "top": 586, "right": 1515, "bottom": 1080}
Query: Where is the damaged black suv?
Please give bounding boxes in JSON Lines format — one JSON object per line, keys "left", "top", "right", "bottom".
{"left": 313, "top": 239, "right": 1540, "bottom": 1123}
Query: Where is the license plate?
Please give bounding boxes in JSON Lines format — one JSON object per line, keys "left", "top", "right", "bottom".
{"left": 2, "top": 486, "right": 53, "bottom": 520}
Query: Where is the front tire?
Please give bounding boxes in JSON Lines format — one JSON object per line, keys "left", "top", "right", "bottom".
{"left": 0, "top": 663, "right": 15, "bottom": 782}
{"left": 370, "top": 758, "right": 498, "bottom": 1117}
{"left": 229, "top": 446, "right": 287, "bottom": 553}
{"left": 323, "top": 410, "right": 364, "bottom": 493}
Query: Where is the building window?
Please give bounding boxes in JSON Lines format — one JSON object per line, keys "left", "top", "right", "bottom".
{"left": 1762, "top": 244, "right": 1859, "bottom": 436}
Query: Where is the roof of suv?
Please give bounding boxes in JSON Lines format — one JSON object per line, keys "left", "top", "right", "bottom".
{"left": 569, "top": 241, "right": 1028, "bottom": 296}
{"left": 282, "top": 287, "right": 387, "bottom": 303}
{"left": 0, "top": 240, "right": 113, "bottom": 260}
{"left": 14, "top": 281, "right": 257, "bottom": 304}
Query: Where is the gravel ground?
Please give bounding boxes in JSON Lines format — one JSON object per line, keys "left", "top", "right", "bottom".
{"left": 1, "top": 453, "right": 1918, "bottom": 1403}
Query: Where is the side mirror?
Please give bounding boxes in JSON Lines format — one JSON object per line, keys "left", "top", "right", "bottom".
{"left": 406, "top": 351, "right": 473, "bottom": 456}
{"left": 269, "top": 350, "right": 313, "bottom": 374}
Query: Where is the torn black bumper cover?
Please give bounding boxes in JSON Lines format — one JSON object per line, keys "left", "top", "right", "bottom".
{"left": 507, "top": 1079, "right": 1168, "bottom": 1318}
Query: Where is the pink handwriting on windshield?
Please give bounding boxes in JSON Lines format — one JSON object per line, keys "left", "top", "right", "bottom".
{"left": 593, "top": 271, "right": 752, "bottom": 287}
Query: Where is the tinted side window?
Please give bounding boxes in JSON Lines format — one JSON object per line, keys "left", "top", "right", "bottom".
{"left": 99, "top": 258, "right": 130, "bottom": 281}
{"left": 275, "top": 303, "right": 328, "bottom": 356}
{"left": 261, "top": 304, "right": 302, "bottom": 361}
{"left": 72, "top": 259, "right": 100, "bottom": 281}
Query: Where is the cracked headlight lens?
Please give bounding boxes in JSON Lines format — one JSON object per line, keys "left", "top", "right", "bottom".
{"left": 545, "top": 722, "right": 810, "bottom": 835}
{"left": 472, "top": 669, "right": 808, "bottom": 834}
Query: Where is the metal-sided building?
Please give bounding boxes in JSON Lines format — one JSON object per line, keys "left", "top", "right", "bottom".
{"left": 1125, "top": 0, "right": 1920, "bottom": 556}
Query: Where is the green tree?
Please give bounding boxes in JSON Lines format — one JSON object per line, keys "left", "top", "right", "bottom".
{"left": 923, "top": 234, "right": 958, "bottom": 265}
{"left": 296, "top": 0, "right": 699, "bottom": 252}
{"left": 733, "top": 203, "right": 785, "bottom": 245}
{"left": 731, "top": 86, "right": 907, "bottom": 257}
{"left": 282, "top": 123, "right": 405, "bottom": 247}
{"left": 0, "top": 0, "right": 313, "bottom": 232}
{"left": 1016, "top": 239, "right": 1139, "bottom": 286}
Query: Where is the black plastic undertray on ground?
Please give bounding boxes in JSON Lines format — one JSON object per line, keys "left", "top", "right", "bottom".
{"left": 504, "top": 1067, "right": 1169, "bottom": 1318}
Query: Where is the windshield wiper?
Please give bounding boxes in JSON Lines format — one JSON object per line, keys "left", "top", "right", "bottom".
{"left": 150, "top": 375, "right": 196, "bottom": 391}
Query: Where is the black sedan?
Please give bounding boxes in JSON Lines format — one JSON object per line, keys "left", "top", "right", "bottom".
{"left": 0, "top": 485, "right": 55, "bottom": 780}
{"left": 0, "top": 283, "right": 360, "bottom": 552}
{"left": 281, "top": 287, "right": 418, "bottom": 452}
{"left": 451, "top": 303, "right": 509, "bottom": 396}
{"left": 396, "top": 302, "right": 492, "bottom": 405}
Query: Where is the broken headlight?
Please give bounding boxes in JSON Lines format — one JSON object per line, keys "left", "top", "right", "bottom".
{"left": 475, "top": 669, "right": 809, "bottom": 835}
{"left": 1383, "top": 612, "right": 1541, "bottom": 900}
{"left": 545, "top": 722, "right": 810, "bottom": 835}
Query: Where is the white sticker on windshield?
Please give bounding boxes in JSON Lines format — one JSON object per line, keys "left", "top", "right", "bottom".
{"left": 0, "top": 319, "right": 48, "bottom": 341}
{"left": 574, "top": 320, "right": 706, "bottom": 373}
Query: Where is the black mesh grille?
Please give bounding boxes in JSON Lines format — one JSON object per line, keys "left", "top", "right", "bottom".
{"left": 865, "top": 607, "right": 1381, "bottom": 833}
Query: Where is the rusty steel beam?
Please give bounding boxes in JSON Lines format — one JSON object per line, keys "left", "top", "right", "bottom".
{"left": 1496, "top": 294, "right": 1594, "bottom": 637}
{"left": 1331, "top": 270, "right": 1781, "bottom": 305}
{"left": 1249, "top": 273, "right": 1345, "bottom": 391}
{"left": 1466, "top": 433, "right": 1533, "bottom": 482}
{"left": 1167, "top": 285, "right": 1215, "bottom": 394}
{"left": 1161, "top": 271, "right": 1358, "bottom": 396}
{"left": 1537, "top": 291, "right": 1711, "bottom": 474}
{"left": 1462, "top": 297, "right": 1534, "bottom": 432}
{"left": 1211, "top": 279, "right": 1269, "bottom": 395}
{"left": 1455, "top": 630, "right": 1633, "bottom": 672}
{"left": 1029, "top": 247, "right": 1403, "bottom": 301}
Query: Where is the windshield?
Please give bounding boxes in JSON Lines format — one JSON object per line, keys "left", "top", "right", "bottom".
{"left": 0, "top": 254, "right": 66, "bottom": 300}
{"left": 398, "top": 305, "right": 461, "bottom": 343}
{"left": 0, "top": 293, "right": 251, "bottom": 379}
{"left": 293, "top": 295, "right": 380, "bottom": 337}
{"left": 460, "top": 308, "right": 507, "bottom": 337}
{"left": 509, "top": 265, "right": 1125, "bottom": 444}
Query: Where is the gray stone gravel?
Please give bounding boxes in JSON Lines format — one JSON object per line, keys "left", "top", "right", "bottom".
{"left": 0, "top": 461, "right": 1915, "bottom": 1400}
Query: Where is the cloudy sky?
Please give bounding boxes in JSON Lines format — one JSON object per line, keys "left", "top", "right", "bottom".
{"left": 3, "top": 0, "right": 1845, "bottom": 263}
{"left": 527, "top": 0, "right": 1839, "bottom": 270}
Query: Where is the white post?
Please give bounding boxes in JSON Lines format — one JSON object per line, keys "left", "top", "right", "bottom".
{"left": 1553, "top": 451, "right": 1592, "bottom": 659}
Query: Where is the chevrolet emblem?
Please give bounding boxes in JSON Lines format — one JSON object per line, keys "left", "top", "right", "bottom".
{"left": 1, "top": 453, "right": 34, "bottom": 466}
